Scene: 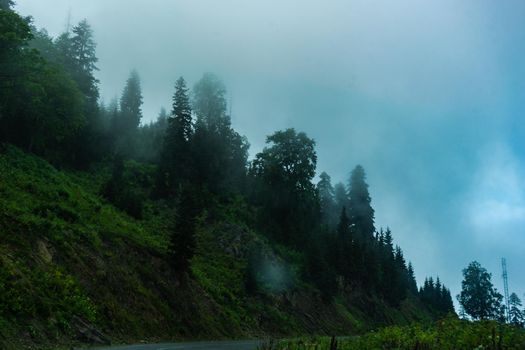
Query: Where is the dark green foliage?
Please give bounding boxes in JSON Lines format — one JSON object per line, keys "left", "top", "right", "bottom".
{"left": 382, "top": 227, "right": 394, "bottom": 252}
{"left": 55, "top": 19, "right": 104, "bottom": 166}
{"left": 277, "top": 318, "right": 525, "bottom": 350}
{"left": 337, "top": 207, "right": 350, "bottom": 239}
{"left": 0, "top": 5, "right": 453, "bottom": 348}
{"left": 377, "top": 234, "right": 404, "bottom": 306}
{"left": 28, "top": 28, "right": 60, "bottom": 63}
{"left": 119, "top": 70, "right": 143, "bottom": 129}
{"left": 0, "top": 53, "right": 84, "bottom": 156}
{"left": 101, "top": 158, "right": 154, "bottom": 219}
{"left": 458, "top": 261, "right": 504, "bottom": 320}
{"left": 392, "top": 246, "right": 408, "bottom": 300}
{"left": 193, "top": 72, "right": 229, "bottom": 133}
{"left": 250, "top": 128, "right": 319, "bottom": 246}
{"left": 169, "top": 186, "right": 200, "bottom": 276}
{"left": 0, "top": 7, "right": 451, "bottom": 345}
{"left": 407, "top": 262, "right": 418, "bottom": 294}
{"left": 191, "top": 73, "right": 249, "bottom": 194}
{"left": 157, "top": 77, "right": 193, "bottom": 196}
{"left": 0, "top": 10, "right": 85, "bottom": 162}
{"left": 333, "top": 182, "right": 348, "bottom": 219}
{"left": 244, "top": 245, "right": 263, "bottom": 294}
{"left": 348, "top": 165, "right": 375, "bottom": 240}
{"left": 112, "top": 69, "right": 143, "bottom": 157}
{"left": 304, "top": 237, "right": 338, "bottom": 302}
{"left": 317, "top": 171, "right": 336, "bottom": 228}
{"left": 0, "top": 0, "right": 14, "bottom": 10}
{"left": 172, "top": 77, "right": 193, "bottom": 141}
{"left": 419, "top": 276, "right": 455, "bottom": 315}
{"left": 509, "top": 293, "right": 524, "bottom": 327}
{"left": 0, "top": 262, "right": 97, "bottom": 326}
{"left": 334, "top": 207, "right": 358, "bottom": 283}
{"left": 135, "top": 107, "right": 168, "bottom": 163}
{"left": 0, "top": 7, "right": 30, "bottom": 56}
{"left": 58, "top": 20, "right": 99, "bottom": 105}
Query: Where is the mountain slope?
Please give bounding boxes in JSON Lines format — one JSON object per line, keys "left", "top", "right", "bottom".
{"left": 0, "top": 145, "right": 433, "bottom": 349}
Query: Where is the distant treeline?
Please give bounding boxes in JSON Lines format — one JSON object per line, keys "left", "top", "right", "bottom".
{"left": 0, "top": 3, "right": 453, "bottom": 314}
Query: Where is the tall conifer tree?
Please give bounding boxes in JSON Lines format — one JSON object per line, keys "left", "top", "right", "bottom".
{"left": 113, "top": 70, "right": 143, "bottom": 157}
{"left": 348, "top": 165, "right": 375, "bottom": 241}
{"left": 158, "top": 77, "right": 193, "bottom": 195}
{"left": 317, "top": 171, "right": 336, "bottom": 227}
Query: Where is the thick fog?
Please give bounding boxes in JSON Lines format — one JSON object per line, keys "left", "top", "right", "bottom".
{"left": 16, "top": 0, "right": 525, "bottom": 303}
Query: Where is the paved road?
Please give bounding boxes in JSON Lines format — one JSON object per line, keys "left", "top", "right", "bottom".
{"left": 90, "top": 340, "right": 263, "bottom": 350}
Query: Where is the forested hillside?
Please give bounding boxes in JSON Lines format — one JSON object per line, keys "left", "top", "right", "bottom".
{"left": 0, "top": 3, "right": 454, "bottom": 349}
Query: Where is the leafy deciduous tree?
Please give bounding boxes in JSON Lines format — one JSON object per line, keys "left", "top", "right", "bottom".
{"left": 457, "top": 261, "right": 503, "bottom": 320}
{"left": 250, "top": 128, "right": 319, "bottom": 246}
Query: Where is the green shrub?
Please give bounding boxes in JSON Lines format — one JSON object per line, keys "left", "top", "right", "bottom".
{"left": 276, "top": 317, "right": 525, "bottom": 350}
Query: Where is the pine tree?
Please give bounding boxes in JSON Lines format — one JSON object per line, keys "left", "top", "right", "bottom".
{"left": 378, "top": 226, "right": 396, "bottom": 304}
{"left": 317, "top": 171, "right": 336, "bottom": 227}
{"left": 407, "top": 262, "right": 418, "bottom": 294}
{"left": 421, "top": 277, "right": 435, "bottom": 306}
{"left": 509, "top": 293, "right": 524, "bottom": 326}
{"left": 442, "top": 286, "right": 455, "bottom": 314}
{"left": 305, "top": 238, "right": 338, "bottom": 302}
{"left": 336, "top": 207, "right": 353, "bottom": 279}
{"left": 419, "top": 275, "right": 456, "bottom": 316}
{"left": 68, "top": 19, "right": 99, "bottom": 105}
{"left": 192, "top": 73, "right": 248, "bottom": 193}
{"left": 383, "top": 227, "right": 394, "bottom": 254}
{"left": 435, "top": 277, "right": 442, "bottom": 308}
{"left": 337, "top": 207, "right": 350, "bottom": 238}
{"left": 334, "top": 182, "right": 348, "bottom": 218}
{"left": 192, "top": 72, "right": 229, "bottom": 133}
{"left": 362, "top": 243, "right": 381, "bottom": 291}
{"left": 56, "top": 19, "right": 103, "bottom": 165}
{"left": 172, "top": 77, "right": 192, "bottom": 142}
{"left": 157, "top": 76, "right": 193, "bottom": 195}
{"left": 119, "top": 70, "right": 143, "bottom": 132}
{"left": 391, "top": 245, "right": 408, "bottom": 303}
{"left": 55, "top": 19, "right": 99, "bottom": 114}
{"left": 113, "top": 70, "right": 143, "bottom": 157}
{"left": 348, "top": 165, "right": 375, "bottom": 241}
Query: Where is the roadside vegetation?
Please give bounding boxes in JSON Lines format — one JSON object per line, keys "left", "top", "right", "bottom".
{"left": 271, "top": 318, "right": 525, "bottom": 350}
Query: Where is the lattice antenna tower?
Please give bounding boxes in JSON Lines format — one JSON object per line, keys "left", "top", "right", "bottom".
{"left": 65, "top": 7, "right": 72, "bottom": 33}
{"left": 502, "top": 258, "right": 510, "bottom": 322}
{"left": 229, "top": 92, "right": 233, "bottom": 120}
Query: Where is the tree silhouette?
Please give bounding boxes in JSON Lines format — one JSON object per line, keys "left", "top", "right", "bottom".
{"left": 457, "top": 261, "right": 503, "bottom": 320}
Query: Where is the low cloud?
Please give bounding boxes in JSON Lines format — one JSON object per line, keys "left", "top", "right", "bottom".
{"left": 465, "top": 142, "right": 525, "bottom": 243}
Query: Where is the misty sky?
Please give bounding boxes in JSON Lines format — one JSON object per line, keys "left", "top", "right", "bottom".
{"left": 15, "top": 0, "right": 525, "bottom": 304}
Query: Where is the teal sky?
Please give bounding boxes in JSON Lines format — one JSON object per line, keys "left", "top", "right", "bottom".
{"left": 15, "top": 0, "right": 525, "bottom": 305}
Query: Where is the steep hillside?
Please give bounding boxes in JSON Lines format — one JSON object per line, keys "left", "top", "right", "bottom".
{"left": 0, "top": 145, "right": 433, "bottom": 349}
